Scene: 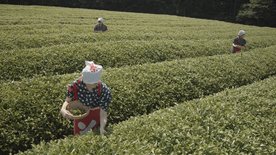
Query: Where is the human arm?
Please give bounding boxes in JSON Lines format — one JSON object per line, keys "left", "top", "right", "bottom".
{"left": 94, "top": 24, "right": 99, "bottom": 32}
{"left": 100, "top": 108, "right": 107, "bottom": 135}
{"left": 103, "top": 25, "right": 108, "bottom": 32}
{"left": 99, "top": 83, "right": 112, "bottom": 134}
{"left": 60, "top": 83, "right": 76, "bottom": 120}
{"left": 232, "top": 43, "right": 246, "bottom": 49}
{"left": 60, "top": 97, "right": 74, "bottom": 120}
{"left": 233, "top": 38, "right": 246, "bottom": 49}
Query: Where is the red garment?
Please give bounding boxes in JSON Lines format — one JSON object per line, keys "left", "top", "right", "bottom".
{"left": 233, "top": 47, "right": 241, "bottom": 53}
{"left": 73, "top": 108, "right": 100, "bottom": 135}
{"left": 232, "top": 36, "right": 246, "bottom": 53}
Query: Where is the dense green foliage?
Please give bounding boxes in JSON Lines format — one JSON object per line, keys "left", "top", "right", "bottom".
{"left": 1, "top": 37, "right": 276, "bottom": 81}
{"left": 1, "top": 0, "right": 275, "bottom": 26}
{"left": 237, "top": 0, "right": 276, "bottom": 27}
{"left": 1, "top": 5, "right": 276, "bottom": 81}
{"left": 0, "top": 0, "right": 249, "bottom": 19}
{"left": 20, "top": 76, "right": 276, "bottom": 154}
{"left": 0, "top": 5, "right": 275, "bottom": 154}
{"left": 1, "top": 46, "right": 276, "bottom": 154}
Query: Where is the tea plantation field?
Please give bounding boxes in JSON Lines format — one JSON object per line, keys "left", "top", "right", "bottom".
{"left": 0, "top": 4, "right": 275, "bottom": 154}
{"left": 21, "top": 75, "right": 276, "bottom": 155}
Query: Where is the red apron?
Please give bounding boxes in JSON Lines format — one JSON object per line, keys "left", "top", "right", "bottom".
{"left": 233, "top": 47, "right": 241, "bottom": 53}
{"left": 73, "top": 108, "right": 100, "bottom": 135}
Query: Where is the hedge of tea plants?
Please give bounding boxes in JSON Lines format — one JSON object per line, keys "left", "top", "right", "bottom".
{"left": 20, "top": 76, "right": 276, "bottom": 154}
{"left": 1, "top": 36, "right": 276, "bottom": 81}
{"left": 1, "top": 4, "right": 276, "bottom": 154}
{"left": 1, "top": 5, "right": 276, "bottom": 81}
{"left": 1, "top": 46, "right": 276, "bottom": 154}
{"left": 0, "top": 39, "right": 229, "bottom": 81}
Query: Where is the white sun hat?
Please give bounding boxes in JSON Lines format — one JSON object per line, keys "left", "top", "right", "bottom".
{"left": 238, "top": 30, "right": 246, "bottom": 36}
{"left": 82, "top": 61, "right": 102, "bottom": 84}
{"left": 97, "top": 17, "right": 104, "bottom": 23}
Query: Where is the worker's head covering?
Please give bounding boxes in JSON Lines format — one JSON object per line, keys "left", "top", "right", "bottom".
{"left": 238, "top": 30, "right": 246, "bottom": 36}
{"left": 82, "top": 61, "right": 102, "bottom": 84}
{"left": 97, "top": 17, "right": 104, "bottom": 23}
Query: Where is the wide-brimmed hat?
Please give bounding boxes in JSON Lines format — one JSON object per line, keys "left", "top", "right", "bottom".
{"left": 82, "top": 61, "right": 102, "bottom": 84}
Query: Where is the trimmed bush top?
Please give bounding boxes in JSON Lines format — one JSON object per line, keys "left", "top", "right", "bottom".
{"left": 21, "top": 75, "right": 276, "bottom": 154}
{"left": 1, "top": 45, "right": 276, "bottom": 154}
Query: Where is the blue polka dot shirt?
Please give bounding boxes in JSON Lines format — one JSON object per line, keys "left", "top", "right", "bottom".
{"left": 67, "top": 80, "right": 112, "bottom": 112}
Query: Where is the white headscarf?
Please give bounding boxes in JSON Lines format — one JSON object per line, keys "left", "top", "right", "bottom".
{"left": 238, "top": 30, "right": 246, "bottom": 36}
{"left": 82, "top": 61, "right": 102, "bottom": 84}
{"left": 97, "top": 17, "right": 104, "bottom": 23}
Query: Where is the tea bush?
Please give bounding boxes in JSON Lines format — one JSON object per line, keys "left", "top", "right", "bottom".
{"left": 20, "top": 76, "right": 276, "bottom": 154}
{"left": 2, "top": 37, "right": 276, "bottom": 81}
{"left": 1, "top": 4, "right": 276, "bottom": 154}
{"left": 1, "top": 5, "right": 276, "bottom": 81}
{"left": 1, "top": 46, "right": 276, "bottom": 154}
